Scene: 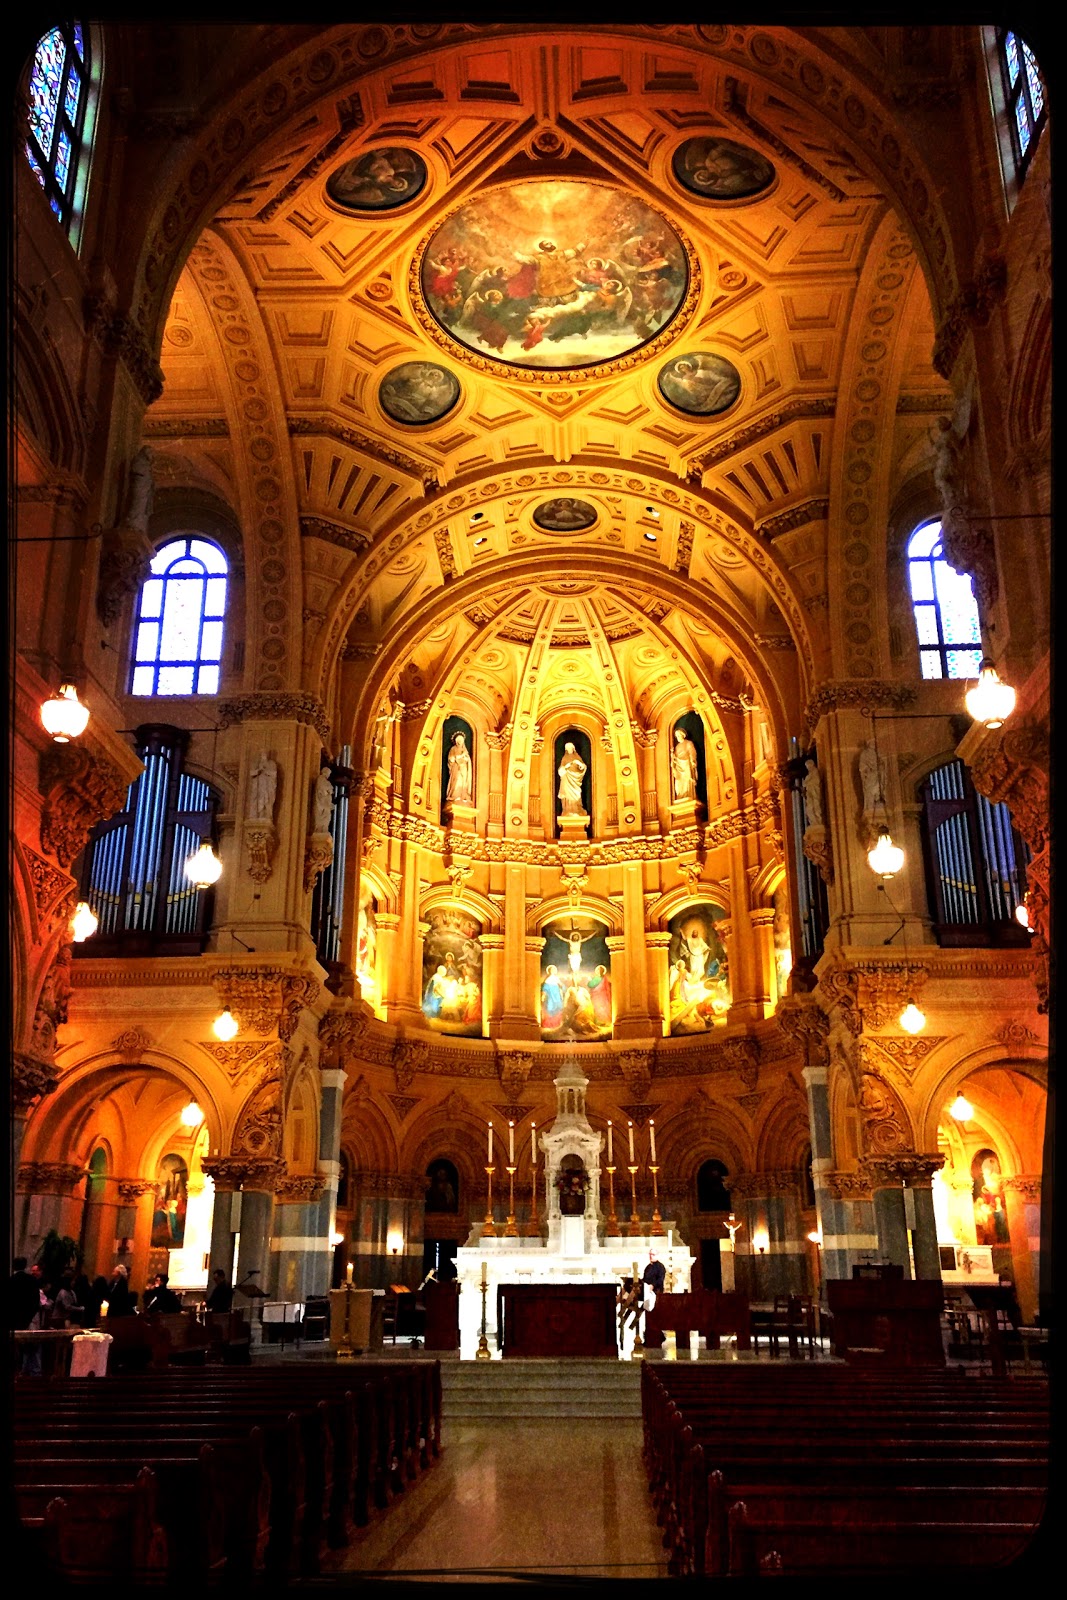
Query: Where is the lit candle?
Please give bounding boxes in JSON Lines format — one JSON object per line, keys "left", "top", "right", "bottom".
{"left": 649, "top": 1119, "right": 657, "bottom": 1164}
{"left": 488, "top": 1121, "right": 493, "bottom": 1164}
{"left": 480, "top": 1260, "right": 487, "bottom": 1288}
{"left": 346, "top": 1260, "right": 353, "bottom": 1284}
{"left": 100, "top": 1300, "right": 109, "bottom": 1319}
{"left": 531, "top": 1123, "right": 536, "bottom": 1162}
{"left": 628, "top": 1121, "right": 635, "bottom": 1163}
{"left": 509, "top": 1120, "right": 515, "bottom": 1164}
{"left": 607, "top": 1120, "right": 613, "bottom": 1164}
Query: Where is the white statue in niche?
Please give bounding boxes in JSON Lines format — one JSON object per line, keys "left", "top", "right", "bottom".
{"left": 671, "top": 725, "right": 700, "bottom": 802}
{"left": 313, "top": 767, "right": 333, "bottom": 833}
{"left": 125, "top": 445, "right": 154, "bottom": 531}
{"left": 248, "top": 752, "right": 278, "bottom": 822}
{"left": 445, "top": 731, "right": 473, "bottom": 805}
{"left": 557, "top": 741, "right": 587, "bottom": 816}
{"left": 858, "top": 739, "right": 888, "bottom": 813}
{"left": 802, "top": 758, "right": 824, "bottom": 827}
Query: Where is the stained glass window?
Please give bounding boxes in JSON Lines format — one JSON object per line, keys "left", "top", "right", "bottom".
{"left": 24, "top": 24, "right": 90, "bottom": 234}
{"left": 906, "top": 520, "right": 982, "bottom": 681}
{"left": 997, "top": 28, "right": 1046, "bottom": 181}
{"left": 132, "top": 538, "right": 229, "bottom": 697}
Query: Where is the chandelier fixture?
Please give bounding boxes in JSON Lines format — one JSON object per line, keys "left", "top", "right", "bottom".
{"left": 185, "top": 841, "right": 223, "bottom": 887}
{"left": 212, "top": 1007, "right": 239, "bottom": 1041}
{"left": 964, "top": 658, "right": 1016, "bottom": 730}
{"left": 40, "top": 683, "right": 90, "bottom": 742}
{"left": 867, "top": 829, "right": 905, "bottom": 878}
{"left": 180, "top": 1099, "right": 205, "bottom": 1127}
{"left": 949, "top": 1092, "right": 974, "bottom": 1122}
{"left": 70, "top": 900, "right": 99, "bottom": 942}
{"left": 898, "top": 998, "right": 926, "bottom": 1034}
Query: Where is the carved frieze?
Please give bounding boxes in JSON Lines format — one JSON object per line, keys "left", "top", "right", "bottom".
{"left": 16, "top": 1159, "right": 85, "bottom": 1194}
{"left": 776, "top": 997, "right": 830, "bottom": 1066}
{"left": 824, "top": 1169, "right": 873, "bottom": 1201}
{"left": 112, "top": 1026, "right": 155, "bottom": 1062}
{"left": 244, "top": 823, "right": 277, "bottom": 885}
{"left": 12, "top": 1052, "right": 61, "bottom": 1108}
{"left": 865, "top": 1152, "right": 945, "bottom": 1189}
{"left": 20, "top": 844, "right": 76, "bottom": 928}
{"left": 1001, "top": 1174, "right": 1042, "bottom": 1203}
{"left": 274, "top": 1174, "right": 326, "bottom": 1204}
{"left": 803, "top": 680, "right": 916, "bottom": 743}
{"left": 39, "top": 745, "right": 129, "bottom": 870}
{"left": 869, "top": 1034, "right": 947, "bottom": 1079}
{"left": 217, "top": 692, "right": 331, "bottom": 745}
{"left": 117, "top": 1179, "right": 155, "bottom": 1204}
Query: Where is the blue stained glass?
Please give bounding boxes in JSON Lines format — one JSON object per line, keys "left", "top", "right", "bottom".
{"left": 25, "top": 141, "right": 45, "bottom": 185}
{"left": 28, "top": 29, "right": 65, "bottom": 157}
{"left": 64, "top": 63, "right": 81, "bottom": 122}
{"left": 1004, "top": 31, "right": 1020, "bottom": 86}
{"left": 50, "top": 196, "right": 62, "bottom": 219}
{"left": 73, "top": 23, "right": 84, "bottom": 60}
{"left": 914, "top": 605, "right": 940, "bottom": 646}
{"left": 1023, "top": 44, "right": 1044, "bottom": 120}
{"left": 947, "top": 648, "right": 983, "bottom": 679}
{"left": 55, "top": 129, "right": 71, "bottom": 192}
{"left": 934, "top": 561, "right": 981, "bottom": 645}
{"left": 197, "top": 666, "right": 221, "bottom": 695}
{"left": 1016, "top": 97, "right": 1032, "bottom": 155}
{"left": 920, "top": 652, "right": 944, "bottom": 680}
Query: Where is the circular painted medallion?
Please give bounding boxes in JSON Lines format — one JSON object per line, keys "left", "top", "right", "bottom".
{"left": 532, "top": 497, "right": 598, "bottom": 533}
{"left": 672, "top": 137, "right": 776, "bottom": 201}
{"left": 378, "top": 361, "right": 460, "bottom": 425}
{"left": 417, "top": 179, "right": 691, "bottom": 373}
{"left": 326, "top": 147, "right": 427, "bottom": 211}
{"left": 657, "top": 352, "right": 741, "bottom": 417}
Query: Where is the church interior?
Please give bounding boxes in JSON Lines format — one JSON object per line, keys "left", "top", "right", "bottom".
{"left": 10, "top": 21, "right": 1051, "bottom": 1581}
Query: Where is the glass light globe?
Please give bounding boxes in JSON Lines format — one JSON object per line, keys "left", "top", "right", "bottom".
{"left": 964, "top": 660, "right": 1016, "bottom": 729}
{"left": 212, "top": 1007, "right": 239, "bottom": 1041}
{"left": 949, "top": 1093, "right": 974, "bottom": 1122}
{"left": 70, "top": 900, "right": 99, "bottom": 942}
{"left": 180, "top": 1099, "right": 205, "bottom": 1127}
{"left": 40, "top": 683, "right": 90, "bottom": 742}
{"left": 898, "top": 999, "right": 926, "bottom": 1034}
{"left": 186, "top": 842, "right": 223, "bottom": 886}
{"left": 1015, "top": 902, "right": 1031, "bottom": 928}
{"left": 867, "top": 830, "right": 905, "bottom": 878}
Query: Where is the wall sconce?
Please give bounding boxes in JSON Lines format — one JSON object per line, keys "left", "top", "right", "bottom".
{"left": 807, "top": 1230, "right": 822, "bottom": 1246}
{"left": 212, "top": 1007, "right": 239, "bottom": 1041}
{"left": 40, "top": 682, "right": 90, "bottom": 742}
{"left": 387, "top": 1230, "right": 404, "bottom": 1259}
{"left": 965, "top": 659, "right": 1016, "bottom": 730}
{"left": 70, "top": 900, "right": 99, "bottom": 942}
{"left": 752, "top": 1228, "right": 769, "bottom": 1256}
{"left": 330, "top": 1230, "right": 344, "bottom": 1248}
{"left": 1015, "top": 902, "right": 1031, "bottom": 929}
{"left": 867, "top": 829, "right": 905, "bottom": 878}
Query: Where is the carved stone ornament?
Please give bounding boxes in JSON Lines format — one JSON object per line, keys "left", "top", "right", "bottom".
{"left": 244, "top": 822, "right": 277, "bottom": 884}
{"left": 201, "top": 1041, "right": 269, "bottom": 1082}
{"left": 279, "top": 973, "right": 320, "bottom": 1042}
{"left": 385, "top": 1094, "right": 421, "bottom": 1122}
{"left": 274, "top": 1174, "right": 326, "bottom": 1204}
{"left": 734, "top": 1091, "right": 765, "bottom": 1118}
{"left": 719, "top": 1036, "right": 760, "bottom": 1091}
{"left": 617, "top": 1049, "right": 654, "bottom": 1102}
{"left": 869, "top": 1034, "right": 946, "bottom": 1079}
{"left": 858, "top": 1071, "right": 910, "bottom": 1155}
{"left": 233, "top": 1076, "right": 285, "bottom": 1160}
{"left": 112, "top": 1026, "right": 155, "bottom": 1062}
{"left": 12, "top": 1052, "right": 61, "bottom": 1108}
{"left": 28, "top": 944, "right": 73, "bottom": 1064}
{"left": 318, "top": 1007, "right": 369, "bottom": 1065}
{"left": 97, "top": 524, "right": 155, "bottom": 626}
{"left": 993, "top": 1019, "right": 1041, "bottom": 1049}
{"left": 214, "top": 969, "right": 282, "bottom": 1036}
{"left": 802, "top": 822, "right": 833, "bottom": 885}
{"left": 117, "top": 1179, "right": 155, "bottom": 1204}
{"left": 304, "top": 831, "right": 334, "bottom": 894}
{"left": 498, "top": 1050, "right": 534, "bottom": 1103}
{"left": 865, "top": 1152, "right": 945, "bottom": 1189}
{"left": 776, "top": 996, "right": 831, "bottom": 1066}
{"left": 824, "top": 1169, "right": 874, "bottom": 1201}
{"left": 217, "top": 692, "right": 331, "bottom": 746}
{"left": 21, "top": 844, "right": 76, "bottom": 928}
{"left": 39, "top": 745, "right": 129, "bottom": 870}
{"left": 803, "top": 680, "right": 916, "bottom": 744}
{"left": 83, "top": 291, "right": 164, "bottom": 404}
{"left": 1001, "top": 1174, "right": 1043, "bottom": 1202}
{"left": 16, "top": 1159, "right": 85, "bottom": 1194}
{"left": 620, "top": 1103, "right": 658, "bottom": 1130}
{"left": 393, "top": 1037, "right": 430, "bottom": 1092}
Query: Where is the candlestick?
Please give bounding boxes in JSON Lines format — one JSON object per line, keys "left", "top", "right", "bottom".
{"left": 508, "top": 1120, "right": 515, "bottom": 1164}
{"left": 649, "top": 1165, "right": 665, "bottom": 1236}
{"left": 525, "top": 1129, "right": 540, "bottom": 1236}
{"left": 630, "top": 1258, "right": 644, "bottom": 1359}
{"left": 531, "top": 1122, "right": 536, "bottom": 1162}
{"left": 488, "top": 1120, "right": 493, "bottom": 1164}
{"left": 505, "top": 1165, "right": 518, "bottom": 1236}
{"left": 649, "top": 1119, "right": 656, "bottom": 1164}
{"left": 607, "top": 1119, "right": 613, "bottom": 1164}
{"left": 476, "top": 1263, "right": 491, "bottom": 1360}
{"left": 627, "top": 1164, "right": 641, "bottom": 1236}
{"left": 482, "top": 1165, "right": 497, "bottom": 1236}
{"left": 606, "top": 1165, "right": 619, "bottom": 1235}
{"left": 628, "top": 1121, "right": 635, "bottom": 1163}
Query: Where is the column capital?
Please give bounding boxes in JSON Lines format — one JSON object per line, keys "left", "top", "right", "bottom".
{"left": 202, "top": 1154, "right": 288, "bottom": 1193}
{"left": 801, "top": 1064, "right": 829, "bottom": 1089}
{"left": 824, "top": 1168, "right": 874, "bottom": 1201}
{"left": 864, "top": 1152, "right": 943, "bottom": 1189}
{"left": 1002, "top": 1173, "right": 1043, "bottom": 1201}
{"left": 117, "top": 1179, "right": 155, "bottom": 1203}
{"left": 274, "top": 1174, "right": 326, "bottom": 1204}
{"left": 16, "top": 1160, "right": 86, "bottom": 1195}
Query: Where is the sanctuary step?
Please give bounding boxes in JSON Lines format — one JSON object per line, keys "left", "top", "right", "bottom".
{"left": 441, "top": 1357, "right": 642, "bottom": 1419}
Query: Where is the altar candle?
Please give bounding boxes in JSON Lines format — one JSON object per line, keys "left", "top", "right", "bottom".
{"left": 628, "top": 1121, "right": 635, "bottom": 1163}
{"left": 480, "top": 1260, "right": 487, "bottom": 1288}
{"left": 346, "top": 1260, "right": 353, "bottom": 1284}
{"left": 488, "top": 1121, "right": 493, "bottom": 1164}
{"left": 649, "top": 1119, "right": 657, "bottom": 1163}
{"left": 607, "top": 1120, "right": 613, "bottom": 1164}
{"left": 531, "top": 1123, "right": 536, "bottom": 1162}
{"left": 509, "top": 1120, "right": 515, "bottom": 1164}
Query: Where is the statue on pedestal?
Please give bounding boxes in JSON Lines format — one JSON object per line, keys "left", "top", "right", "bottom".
{"left": 445, "top": 731, "right": 473, "bottom": 805}
{"left": 557, "top": 741, "right": 587, "bottom": 816}
{"left": 248, "top": 752, "right": 278, "bottom": 822}
{"left": 671, "top": 727, "right": 699, "bottom": 802}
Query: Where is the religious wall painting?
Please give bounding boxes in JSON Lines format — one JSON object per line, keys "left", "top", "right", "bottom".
{"left": 418, "top": 180, "right": 689, "bottom": 372}
{"left": 657, "top": 352, "right": 741, "bottom": 418}
{"left": 378, "top": 361, "right": 460, "bottom": 426}
{"left": 554, "top": 727, "right": 592, "bottom": 831}
{"left": 540, "top": 916, "right": 612, "bottom": 1041}
{"left": 421, "top": 909, "right": 483, "bottom": 1037}
{"left": 670, "top": 711, "right": 707, "bottom": 807}
{"left": 151, "top": 1152, "right": 189, "bottom": 1249}
{"left": 441, "top": 714, "right": 475, "bottom": 817}
{"left": 356, "top": 885, "right": 378, "bottom": 1003}
{"left": 326, "top": 146, "right": 427, "bottom": 210}
{"left": 532, "top": 497, "right": 597, "bottom": 533}
{"left": 772, "top": 885, "right": 793, "bottom": 1001}
{"left": 667, "top": 903, "right": 730, "bottom": 1033}
{"left": 972, "top": 1147, "right": 1010, "bottom": 1247}
{"left": 424, "top": 1158, "right": 459, "bottom": 1214}
{"left": 671, "top": 136, "right": 776, "bottom": 201}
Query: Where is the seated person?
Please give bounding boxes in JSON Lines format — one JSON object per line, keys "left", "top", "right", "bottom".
{"left": 144, "top": 1272, "right": 182, "bottom": 1314}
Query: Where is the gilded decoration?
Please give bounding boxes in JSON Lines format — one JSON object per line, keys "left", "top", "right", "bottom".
{"left": 412, "top": 180, "right": 700, "bottom": 381}
{"left": 671, "top": 136, "right": 776, "bottom": 201}
{"left": 39, "top": 745, "right": 130, "bottom": 870}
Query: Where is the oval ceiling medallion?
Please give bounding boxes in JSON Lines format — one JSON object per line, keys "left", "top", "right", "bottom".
{"left": 657, "top": 352, "right": 741, "bottom": 417}
{"left": 378, "top": 361, "right": 460, "bottom": 425}
{"left": 414, "top": 179, "right": 697, "bottom": 379}
{"left": 672, "top": 137, "right": 776, "bottom": 201}
{"left": 326, "top": 147, "right": 427, "bottom": 211}
{"left": 532, "top": 497, "right": 598, "bottom": 533}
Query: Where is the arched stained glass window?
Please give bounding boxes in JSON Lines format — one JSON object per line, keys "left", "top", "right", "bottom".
{"left": 906, "top": 520, "right": 982, "bottom": 680}
{"left": 132, "top": 537, "right": 228, "bottom": 697}
{"left": 998, "top": 29, "right": 1047, "bottom": 176}
{"left": 25, "top": 23, "right": 90, "bottom": 233}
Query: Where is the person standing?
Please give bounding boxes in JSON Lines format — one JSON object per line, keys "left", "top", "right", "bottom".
{"left": 642, "top": 1250, "right": 666, "bottom": 1313}
{"left": 105, "top": 1263, "right": 136, "bottom": 1316}
{"left": 206, "top": 1269, "right": 234, "bottom": 1314}
{"left": 9, "top": 1257, "right": 39, "bottom": 1331}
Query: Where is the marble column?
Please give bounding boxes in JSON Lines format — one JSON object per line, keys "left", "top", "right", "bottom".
{"left": 122, "top": 1182, "right": 158, "bottom": 1299}
{"left": 900, "top": 1155, "right": 946, "bottom": 1282}
{"left": 272, "top": 1176, "right": 328, "bottom": 1302}
{"left": 1003, "top": 1174, "right": 1042, "bottom": 1324}
{"left": 801, "top": 1063, "right": 848, "bottom": 1285}
{"left": 14, "top": 1160, "right": 86, "bottom": 1264}
{"left": 206, "top": 1172, "right": 239, "bottom": 1285}
{"left": 867, "top": 1159, "right": 912, "bottom": 1277}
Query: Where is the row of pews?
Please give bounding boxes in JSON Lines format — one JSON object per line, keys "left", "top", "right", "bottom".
{"left": 642, "top": 1363, "right": 1048, "bottom": 1577}
{"left": 13, "top": 1360, "right": 441, "bottom": 1585}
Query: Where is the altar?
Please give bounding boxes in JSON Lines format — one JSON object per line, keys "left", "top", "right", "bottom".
{"left": 454, "top": 1061, "right": 694, "bottom": 1359}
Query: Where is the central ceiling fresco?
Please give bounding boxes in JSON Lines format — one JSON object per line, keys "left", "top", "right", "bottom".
{"left": 416, "top": 178, "right": 692, "bottom": 373}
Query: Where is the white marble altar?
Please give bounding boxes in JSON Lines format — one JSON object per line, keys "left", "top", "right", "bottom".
{"left": 454, "top": 1062, "right": 693, "bottom": 1359}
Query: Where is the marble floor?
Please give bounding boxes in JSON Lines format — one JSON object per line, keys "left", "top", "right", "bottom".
{"left": 322, "top": 1419, "right": 669, "bottom": 1581}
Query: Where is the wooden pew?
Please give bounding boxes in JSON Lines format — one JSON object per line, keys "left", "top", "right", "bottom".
{"left": 16, "top": 1467, "right": 169, "bottom": 1586}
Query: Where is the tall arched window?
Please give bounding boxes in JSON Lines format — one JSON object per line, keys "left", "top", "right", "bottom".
{"left": 24, "top": 24, "right": 92, "bottom": 235}
{"left": 906, "top": 521, "right": 982, "bottom": 680}
{"left": 997, "top": 29, "right": 1047, "bottom": 180}
{"left": 132, "top": 537, "right": 228, "bottom": 696}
